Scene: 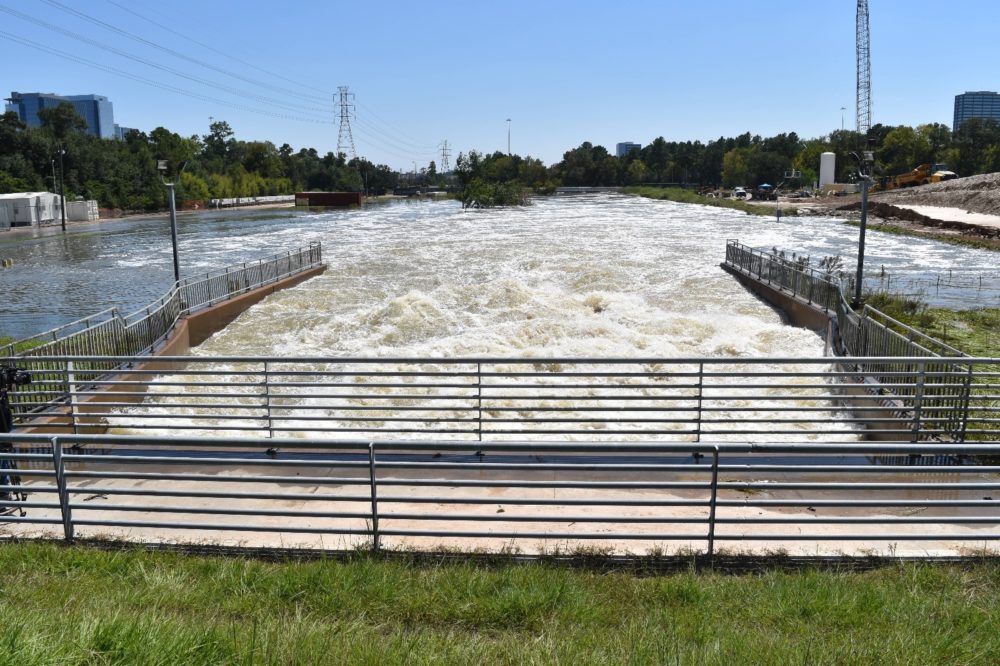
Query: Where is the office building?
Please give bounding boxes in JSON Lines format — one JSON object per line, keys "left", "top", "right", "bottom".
{"left": 114, "top": 124, "right": 138, "bottom": 140}
{"left": 616, "top": 142, "right": 641, "bottom": 158}
{"left": 953, "top": 91, "right": 1000, "bottom": 132}
{"left": 5, "top": 91, "right": 117, "bottom": 139}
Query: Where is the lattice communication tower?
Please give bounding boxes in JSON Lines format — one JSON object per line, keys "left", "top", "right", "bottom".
{"left": 336, "top": 86, "right": 357, "bottom": 161}
{"left": 856, "top": 0, "right": 871, "bottom": 139}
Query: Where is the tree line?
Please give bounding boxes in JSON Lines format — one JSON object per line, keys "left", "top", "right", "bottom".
{"left": 0, "top": 103, "right": 399, "bottom": 210}
{"left": 459, "top": 119, "right": 1000, "bottom": 191}
{"left": 3, "top": 100, "right": 1000, "bottom": 210}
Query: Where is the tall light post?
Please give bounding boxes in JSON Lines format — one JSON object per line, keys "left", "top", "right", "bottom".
{"left": 506, "top": 118, "right": 511, "bottom": 155}
{"left": 157, "top": 159, "right": 185, "bottom": 285}
{"left": 57, "top": 148, "right": 66, "bottom": 232}
{"left": 852, "top": 150, "right": 873, "bottom": 307}
{"left": 840, "top": 106, "right": 846, "bottom": 133}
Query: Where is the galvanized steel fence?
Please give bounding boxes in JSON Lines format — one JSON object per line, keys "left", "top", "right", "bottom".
{"left": 0, "top": 243, "right": 322, "bottom": 411}
{"left": 724, "top": 239, "right": 965, "bottom": 358}
{"left": 5, "top": 355, "right": 998, "bottom": 444}
{"left": 724, "top": 240, "right": 983, "bottom": 441}
{"left": 4, "top": 432, "right": 1000, "bottom": 556}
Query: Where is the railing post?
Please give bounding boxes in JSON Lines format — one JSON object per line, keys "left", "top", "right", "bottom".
{"left": 694, "top": 362, "right": 704, "bottom": 443}
{"left": 958, "top": 365, "right": 974, "bottom": 443}
{"left": 368, "top": 442, "right": 380, "bottom": 553}
{"left": 705, "top": 445, "right": 720, "bottom": 567}
{"left": 263, "top": 361, "right": 273, "bottom": 438}
{"left": 51, "top": 436, "right": 74, "bottom": 541}
{"left": 911, "top": 361, "right": 927, "bottom": 442}
{"left": 476, "top": 362, "right": 482, "bottom": 442}
{"left": 66, "top": 360, "right": 78, "bottom": 435}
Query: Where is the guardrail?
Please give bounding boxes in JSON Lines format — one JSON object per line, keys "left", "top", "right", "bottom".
{"left": 4, "top": 356, "right": 997, "bottom": 444}
{"left": 724, "top": 240, "right": 983, "bottom": 441}
{"left": 3, "top": 433, "right": 1000, "bottom": 556}
{"left": 0, "top": 243, "right": 323, "bottom": 411}
{"left": 724, "top": 239, "right": 966, "bottom": 358}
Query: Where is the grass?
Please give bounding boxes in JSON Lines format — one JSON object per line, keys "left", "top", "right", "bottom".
{"left": 624, "top": 186, "right": 798, "bottom": 217}
{"left": 861, "top": 293, "right": 999, "bottom": 356}
{"left": 845, "top": 219, "right": 1000, "bottom": 252}
{"left": 1, "top": 541, "right": 999, "bottom": 664}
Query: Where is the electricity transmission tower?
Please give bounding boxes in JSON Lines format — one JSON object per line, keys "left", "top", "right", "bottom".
{"left": 856, "top": 0, "right": 871, "bottom": 138}
{"left": 336, "top": 86, "right": 357, "bottom": 161}
{"left": 439, "top": 140, "right": 451, "bottom": 173}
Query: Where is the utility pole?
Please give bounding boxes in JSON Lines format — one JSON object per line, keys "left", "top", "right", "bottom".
{"left": 57, "top": 148, "right": 66, "bottom": 232}
{"left": 336, "top": 86, "right": 357, "bottom": 161}
{"left": 506, "top": 118, "right": 511, "bottom": 155}
{"left": 439, "top": 140, "right": 451, "bottom": 173}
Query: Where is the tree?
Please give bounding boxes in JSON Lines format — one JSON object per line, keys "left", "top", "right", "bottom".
{"left": 625, "top": 160, "right": 648, "bottom": 185}
{"left": 721, "top": 148, "right": 751, "bottom": 187}
{"left": 878, "top": 126, "right": 932, "bottom": 176}
{"left": 37, "top": 102, "right": 87, "bottom": 141}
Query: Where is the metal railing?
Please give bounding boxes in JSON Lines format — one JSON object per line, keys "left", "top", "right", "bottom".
{"left": 724, "top": 240, "right": 984, "bottom": 441}
{"left": 4, "top": 355, "right": 998, "bottom": 444}
{"left": 725, "top": 240, "right": 843, "bottom": 313}
{"left": 1, "top": 243, "right": 323, "bottom": 411}
{"left": 4, "top": 432, "right": 1000, "bottom": 556}
{"left": 724, "top": 239, "right": 966, "bottom": 358}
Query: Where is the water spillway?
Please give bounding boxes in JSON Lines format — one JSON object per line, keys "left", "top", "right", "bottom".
{"left": 3, "top": 194, "right": 997, "bottom": 343}
{"left": 194, "top": 196, "right": 827, "bottom": 359}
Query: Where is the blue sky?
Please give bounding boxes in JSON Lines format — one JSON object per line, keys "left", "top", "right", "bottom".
{"left": 1, "top": 0, "right": 996, "bottom": 169}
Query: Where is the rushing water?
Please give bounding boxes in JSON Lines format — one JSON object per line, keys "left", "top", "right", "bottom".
{"left": 2, "top": 194, "right": 998, "bottom": 348}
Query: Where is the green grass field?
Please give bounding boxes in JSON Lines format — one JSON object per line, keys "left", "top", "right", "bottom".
{"left": 1, "top": 542, "right": 998, "bottom": 664}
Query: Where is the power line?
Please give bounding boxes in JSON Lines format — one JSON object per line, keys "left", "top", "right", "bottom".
{"left": 41, "top": 0, "right": 331, "bottom": 105}
{"left": 102, "top": 0, "right": 331, "bottom": 99}
{"left": 0, "top": 30, "right": 333, "bottom": 125}
{"left": 354, "top": 101, "right": 438, "bottom": 151}
{"left": 0, "top": 4, "right": 331, "bottom": 117}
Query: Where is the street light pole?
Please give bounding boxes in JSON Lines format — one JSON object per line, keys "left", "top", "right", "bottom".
{"left": 166, "top": 182, "right": 180, "bottom": 284}
{"left": 840, "top": 106, "right": 846, "bottom": 133}
{"left": 158, "top": 160, "right": 184, "bottom": 285}
{"left": 506, "top": 118, "right": 511, "bottom": 155}
{"left": 57, "top": 148, "right": 66, "bottom": 232}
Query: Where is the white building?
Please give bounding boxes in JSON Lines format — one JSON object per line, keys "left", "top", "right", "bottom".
{"left": 0, "top": 192, "right": 62, "bottom": 229}
{"left": 66, "top": 199, "right": 99, "bottom": 222}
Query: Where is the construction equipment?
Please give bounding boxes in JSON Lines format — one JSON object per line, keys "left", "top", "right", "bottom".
{"left": 873, "top": 164, "right": 957, "bottom": 191}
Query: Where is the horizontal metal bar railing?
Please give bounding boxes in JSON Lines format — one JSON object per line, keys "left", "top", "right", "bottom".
{"left": 3, "top": 432, "right": 1000, "bottom": 556}
{"left": 3, "top": 355, "right": 998, "bottom": 446}
{"left": 724, "top": 240, "right": 986, "bottom": 442}
{"left": 1, "top": 243, "right": 323, "bottom": 415}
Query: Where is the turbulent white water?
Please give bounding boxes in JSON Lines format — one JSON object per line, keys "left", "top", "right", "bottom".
{"left": 195, "top": 195, "right": 827, "bottom": 359}
{"left": 107, "top": 194, "right": 1000, "bottom": 441}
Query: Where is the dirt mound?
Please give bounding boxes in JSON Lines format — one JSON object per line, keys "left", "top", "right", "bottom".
{"left": 871, "top": 172, "right": 1000, "bottom": 216}
{"left": 836, "top": 201, "right": 1000, "bottom": 238}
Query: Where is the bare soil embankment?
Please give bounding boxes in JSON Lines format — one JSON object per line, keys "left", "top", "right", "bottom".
{"left": 871, "top": 171, "right": 1000, "bottom": 216}
{"left": 782, "top": 172, "right": 1000, "bottom": 249}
